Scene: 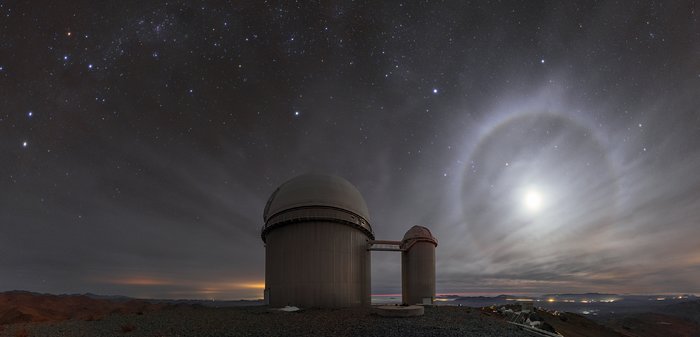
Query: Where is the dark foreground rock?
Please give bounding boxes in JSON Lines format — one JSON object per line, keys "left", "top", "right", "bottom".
{"left": 0, "top": 305, "right": 533, "bottom": 337}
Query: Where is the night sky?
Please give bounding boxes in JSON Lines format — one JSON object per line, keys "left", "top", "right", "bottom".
{"left": 2, "top": 1, "right": 699, "bottom": 300}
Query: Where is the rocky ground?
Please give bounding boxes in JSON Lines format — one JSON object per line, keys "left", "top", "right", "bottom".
{"left": 0, "top": 305, "right": 535, "bottom": 337}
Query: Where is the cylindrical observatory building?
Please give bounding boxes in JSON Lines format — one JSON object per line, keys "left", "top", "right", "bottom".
{"left": 401, "top": 226, "right": 438, "bottom": 305}
{"left": 261, "top": 174, "right": 374, "bottom": 307}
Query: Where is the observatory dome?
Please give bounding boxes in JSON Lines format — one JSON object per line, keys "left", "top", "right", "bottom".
{"left": 261, "top": 174, "right": 374, "bottom": 307}
{"left": 402, "top": 226, "right": 438, "bottom": 246}
{"left": 263, "top": 174, "right": 371, "bottom": 222}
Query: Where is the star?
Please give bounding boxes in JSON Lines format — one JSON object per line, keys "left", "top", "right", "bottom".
{"left": 88, "top": 64, "right": 93, "bottom": 69}
{"left": 294, "top": 111, "right": 300, "bottom": 116}
{"left": 27, "top": 111, "right": 33, "bottom": 117}
{"left": 22, "top": 141, "right": 28, "bottom": 148}
{"left": 432, "top": 88, "right": 438, "bottom": 94}
{"left": 63, "top": 55, "right": 69, "bottom": 61}
{"left": 540, "top": 59, "right": 545, "bottom": 64}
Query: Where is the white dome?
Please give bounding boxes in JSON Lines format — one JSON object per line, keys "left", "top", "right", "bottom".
{"left": 402, "top": 226, "right": 438, "bottom": 246}
{"left": 263, "top": 174, "right": 371, "bottom": 222}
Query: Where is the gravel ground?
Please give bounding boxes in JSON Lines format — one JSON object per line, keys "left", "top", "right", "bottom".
{"left": 0, "top": 305, "right": 535, "bottom": 337}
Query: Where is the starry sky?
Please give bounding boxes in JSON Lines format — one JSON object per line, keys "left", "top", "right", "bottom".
{"left": 2, "top": 1, "right": 699, "bottom": 300}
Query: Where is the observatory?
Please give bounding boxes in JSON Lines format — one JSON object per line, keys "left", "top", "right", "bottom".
{"left": 261, "top": 174, "right": 373, "bottom": 307}
{"left": 261, "top": 174, "right": 437, "bottom": 308}
{"left": 401, "top": 226, "right": 438, "bottom": 305}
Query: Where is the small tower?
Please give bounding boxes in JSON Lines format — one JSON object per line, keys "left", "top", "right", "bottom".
{"left": 401, "top": 226, "right": 438, "bottom": 305}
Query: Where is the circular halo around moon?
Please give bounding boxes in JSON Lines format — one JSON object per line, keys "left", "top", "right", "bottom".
{"left": 460, "top": 112, "right": 618, "bottom": 254}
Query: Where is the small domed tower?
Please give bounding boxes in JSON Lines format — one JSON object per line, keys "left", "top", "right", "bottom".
{"left": 401, "top": 226, "right": 438, "bottom": 305}
{"left": 262, "top": 174, "right": 374, "bottom": 307}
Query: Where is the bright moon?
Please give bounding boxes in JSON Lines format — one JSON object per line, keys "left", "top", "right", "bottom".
{"left": 524, "top": 188, "right": 543, "bottom": 212}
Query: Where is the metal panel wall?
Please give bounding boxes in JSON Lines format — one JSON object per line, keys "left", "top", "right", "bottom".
{"left": 264, "top": 221, "right": 371, "bottom": 307}
{"left": 401, "top": 241, "right": 436, "bottom": 305}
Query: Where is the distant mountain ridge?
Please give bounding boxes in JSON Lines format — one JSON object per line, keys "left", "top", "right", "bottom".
{"left": 448, "top": 293, "right": 698, "bottom": 302}
{"left": 1, "top": 290, "right": 264, "bottom": 307}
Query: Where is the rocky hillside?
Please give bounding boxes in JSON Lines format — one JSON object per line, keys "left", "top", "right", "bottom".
{"left": 0, "top": 291, "right": 162, "bottom": 325}
{"left": 604, "top": 312, "right": 700, "bottom": 337}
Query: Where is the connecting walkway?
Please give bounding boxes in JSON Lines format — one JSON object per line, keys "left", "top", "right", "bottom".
{"left": 367, "top": 240, "right": 403, "bottom": 251}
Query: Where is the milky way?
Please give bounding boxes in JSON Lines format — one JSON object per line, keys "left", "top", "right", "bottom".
{"left": 1, "top": 1, "right": 699, "bottom": 299}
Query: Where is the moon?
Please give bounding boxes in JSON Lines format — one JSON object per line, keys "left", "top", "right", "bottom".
{"left": 523, "top": 188, "right": 544, "bottom": 212}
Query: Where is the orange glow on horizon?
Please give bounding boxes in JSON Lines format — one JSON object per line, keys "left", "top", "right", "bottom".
{"left": 235, "top": 282, "right": 265, "bottom": 289}
{"left": 92, "top": 276, "right": 268, "bottom": 299}
{"left": 108, "top": 277, "right": 173, "bottom": 286}
{"left": 100, "top": 277, "right": 265, "bottom": 289}
{"left": 194, "top": 281, "right": 265, "bottom": 298}
{"left": 196, "top": 281, "right": 265, "bottom": 293}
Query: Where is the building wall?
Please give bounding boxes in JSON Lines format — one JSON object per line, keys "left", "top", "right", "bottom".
{"left": 402, "top": 241, "right": 436, "bottom": 305}
{"left": 264, "top": 221, "right": 371, "bottom": 307}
